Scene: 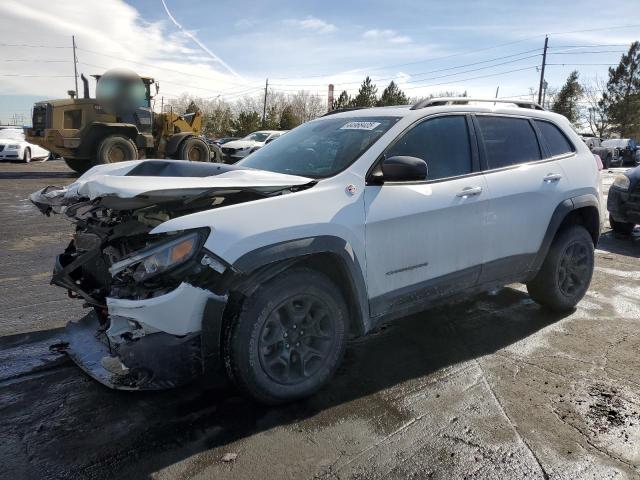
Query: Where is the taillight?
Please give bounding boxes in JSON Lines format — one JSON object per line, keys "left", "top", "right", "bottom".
{"left": 593, "top": 154, "right": 603, "bottom": 171}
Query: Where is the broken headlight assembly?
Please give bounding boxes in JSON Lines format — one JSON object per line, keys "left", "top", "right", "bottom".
{"left": 109, "top": 230, "right": 207, "bottom": 282}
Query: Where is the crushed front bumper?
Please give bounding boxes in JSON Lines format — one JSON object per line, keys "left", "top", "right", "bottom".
{"left": 66, "top": 311, "right": 202, "bottom": 390}
{"left": 64, "top": 282, "right": 229, "bottom": 390}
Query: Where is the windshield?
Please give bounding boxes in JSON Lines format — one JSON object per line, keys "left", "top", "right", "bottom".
{"left": 601, "top": 139, "right": 627, "bottom": 148}
{"left": 238, "top": 116, "right": 400, "bottom": 178}
{"left": 244, "top": 132, "right": 271, "bottom": 142}
{"left": 0, "top": 129, "right": 24, "bottom": 140}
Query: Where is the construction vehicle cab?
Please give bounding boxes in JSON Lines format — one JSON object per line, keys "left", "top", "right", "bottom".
{"left": 26, "top": 68, "right": 210, "bottom": 173}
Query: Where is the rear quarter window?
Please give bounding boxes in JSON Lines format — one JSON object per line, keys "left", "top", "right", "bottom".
{"left": 534, "top": 120, "right": 575, "bottom": 157}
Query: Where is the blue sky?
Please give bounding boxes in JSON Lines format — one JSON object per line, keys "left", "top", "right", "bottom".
{"left": 0, "top": 0, "right": 638, "bottom": 123}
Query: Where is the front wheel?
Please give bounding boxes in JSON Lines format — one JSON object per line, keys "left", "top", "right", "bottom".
{"left": 527, "top": 225, "right": 594, "bottom": 312}
{"left": 610, "top": 215, "right": 635, "bottom": 235}
{"left": 23, "top": 148, "right": 31, "bottom": 163}
{"left": 225, "top": 268, "right": 348, "bottom": 404}
{"left": 95, "top": 135, "right": 138, "bottom": 165}
{"left": 604, "top": 154, "right": 611, "bottom": 169}
{"left": 178, "top": 137, "right": 210, "bottom": 162}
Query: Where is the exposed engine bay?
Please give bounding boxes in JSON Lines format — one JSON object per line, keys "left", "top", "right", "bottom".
{"left": 29, "top": 159, "right": 315, "bottom": 389}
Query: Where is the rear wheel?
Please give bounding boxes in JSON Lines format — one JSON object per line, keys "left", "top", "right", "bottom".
{"left": 610, "top": 215, "right": 635, "bottom": 235}
{"left": 178, "top": 137, "right": 210, "bottom": 162}
{"left": 95, "top": 135, "right": 138, "bottom": 165}
{"left": 225, "top": 268, "right": 348, "bottom": 404}
{"left": 527, "top": 225, "right": 594, "bottom": 312}
{"left": 23, "top": 148, "right": 31, "bottom": 163}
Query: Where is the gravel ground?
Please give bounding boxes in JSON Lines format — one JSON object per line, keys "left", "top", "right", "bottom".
{"left": 0, "top": 160, "right": 639, "bottom": 480}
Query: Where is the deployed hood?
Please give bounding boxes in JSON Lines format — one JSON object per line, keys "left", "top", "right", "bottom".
{"left": 30, "top": 159, "right": 313, "bottom": 211}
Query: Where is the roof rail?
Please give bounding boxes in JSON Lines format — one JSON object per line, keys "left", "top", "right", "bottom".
{"left": 410, "top": 97, "right": 544, "bottom": 111}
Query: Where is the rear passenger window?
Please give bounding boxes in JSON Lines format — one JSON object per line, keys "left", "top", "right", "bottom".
{"left": 534, "top": 120, "right": 575, "bottom": 157}
{"left": 476, "top": 116, "right": 541, "bottom": 169}
{"left": 386, "top": 115, "right": 472, "bottom": 180}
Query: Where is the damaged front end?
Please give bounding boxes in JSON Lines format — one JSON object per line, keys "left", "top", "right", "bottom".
{"left": 30, "top": 160, "right": 313, "bottom": 390}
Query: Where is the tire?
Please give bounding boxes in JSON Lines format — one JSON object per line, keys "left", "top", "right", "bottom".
{"left": 23, "top": 148, "right": 31, "bottom": 163}
{"left": 526, "top": 225, "right": 594, "bottom": 312}
{"left": 225, "top": 268, "right": 348, "bottom": 404}
{"left": 95, "top": 135, "right": 138, "bottom": 165}
{"left": 177, "top": 137, "right": 210, "bottom": 162}
{"left": 604, "top": 154, "right": 611, "bottom": 169}
{"left": 609, "top": 214, "right": 635, "bottom": 235}
{"left": 63, "top": 158, "right": 91, "bottom": 174}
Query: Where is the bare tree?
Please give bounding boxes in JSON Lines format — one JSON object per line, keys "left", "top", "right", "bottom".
{"left": 580, "top": 77, "right": 611, "bottom": 138}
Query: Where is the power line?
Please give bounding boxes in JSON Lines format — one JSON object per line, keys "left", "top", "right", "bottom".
{"left": 0, "top": 42, "right": 71, "bottom": 48}
{"left": 0, "top": 74, "right": 75, "bottom": 77}
{"left": 77, "top": 47, "right": 262, "bottom": 95}
{"left": 271, "top": 49, "right": 542, "bottom": 87}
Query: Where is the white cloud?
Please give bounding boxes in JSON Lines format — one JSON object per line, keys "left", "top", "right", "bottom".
{"left": 284, "top": 16, "right": 337, "bottom": 34}
{"left": 0, "top": 0, "right": 256, "bottom": 109}
{"left": 362, "top": 29, "right": 411, "bottom": 45}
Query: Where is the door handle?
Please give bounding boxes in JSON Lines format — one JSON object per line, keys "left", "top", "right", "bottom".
{"left": 456, "top": 186, "right": 483, "bottom": 198}
{"left": 543, "top": 173, "right": 562, "bottom": 183}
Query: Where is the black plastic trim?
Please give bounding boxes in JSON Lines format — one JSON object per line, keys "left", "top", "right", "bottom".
{"left": 229, "top": 236, "right": 370, "bottom": 333}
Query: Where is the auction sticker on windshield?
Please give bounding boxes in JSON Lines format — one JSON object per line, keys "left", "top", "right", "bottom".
{"left": 340, "top": 121, "right": 381, "bottom": 130}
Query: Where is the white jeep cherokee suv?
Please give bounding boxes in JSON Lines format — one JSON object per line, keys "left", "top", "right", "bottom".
{"left": 31, "top": 98, "right": 602, "bottom": 403}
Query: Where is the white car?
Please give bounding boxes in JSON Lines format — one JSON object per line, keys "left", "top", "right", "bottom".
{"left": 31, "top": 98, "right": 602, "bottom": 404}
{"left": 0, "top": 127, "right": 49, "bottom": 162}
{"left": 221, "top": 130, "right": 287, "bottom": 162}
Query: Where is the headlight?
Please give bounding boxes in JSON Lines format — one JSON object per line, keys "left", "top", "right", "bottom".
{"left": 109, "top": 231, "right": 203, "bottom": 281}
{"left": 7, "top": 144, "right": 20, "bottom": 150}
{"left": 613, "top": 174, "right": 630, "bottom": 191}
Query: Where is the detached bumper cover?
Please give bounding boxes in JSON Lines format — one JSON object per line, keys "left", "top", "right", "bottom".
{"left": 66, "top": 311, "right": 202, "bottom": 390}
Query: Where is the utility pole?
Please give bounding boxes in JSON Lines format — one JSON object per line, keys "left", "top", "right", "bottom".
{"left": 72, "top": 35, "right": 79, "bottom": 98}
{"left": 537, "top": 35, "right": 548, "bottom": 105}
{"left": 262, "top": 78, "right": 268, "bottom": 127}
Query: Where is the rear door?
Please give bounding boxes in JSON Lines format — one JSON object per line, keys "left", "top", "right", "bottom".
{"left": 364, "top": 114, "right": 489, "bottom": 316}
{"left": 474, "top": 114, "right": 570, "bottom": 282}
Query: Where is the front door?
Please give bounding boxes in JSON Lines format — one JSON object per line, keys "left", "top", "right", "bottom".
{"left": 364, "top": 114, "right": 488, "bottom": 316}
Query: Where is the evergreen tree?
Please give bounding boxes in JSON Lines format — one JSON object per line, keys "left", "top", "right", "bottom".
{"left": 601, "top": 41, "right": 640, "bottom": 137}
{"left": 185, "top": 100, "right": 201, "bottom": 114}
{"left": 377, "top": 81, "right": 408, "bottom": 106}
{"left": 232, "top": 110, "right": 261, "bottom": 137}
{"left": 352, "top": 77, "right": 378, "bottom": 107}
{"left": 332, "top": 90, "right": 351, "bottom": 110}
{"left": 264, "top": 105, "right": 280, "bottom": 130}
{"left": 551, "top": 70, "right": 583, "bottom": 124}
{"left": 279, "top": 105, "right": 299, "bottom": 130}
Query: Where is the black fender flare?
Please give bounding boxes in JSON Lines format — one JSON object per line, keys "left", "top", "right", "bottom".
{"left": 166, "top": 132, "right": 194, "bottom": 158}
{"left": 198, "top": 236, "right": 370, "bottom": 380}
{"left": 530, "top": 193, "right": 600, "bottom": 274}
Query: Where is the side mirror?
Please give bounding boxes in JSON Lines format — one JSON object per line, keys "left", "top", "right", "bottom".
{"left": 380, "top": 156, "right": 428, "bottom": 182}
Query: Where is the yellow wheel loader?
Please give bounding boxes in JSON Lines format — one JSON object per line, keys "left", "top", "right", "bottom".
{"left": 26, "top": 69, "right": 210, "bottom": 174}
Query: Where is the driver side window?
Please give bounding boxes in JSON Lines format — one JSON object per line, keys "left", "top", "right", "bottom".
{"left": 386, "top": 115, "right": 472, "bottom": 181}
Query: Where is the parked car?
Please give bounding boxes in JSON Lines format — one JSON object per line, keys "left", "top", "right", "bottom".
{"left": 221, "top": 130, "right": 287, "bottom": 163}
{"left": 249, "top": 130, "right": 288, "bottom": 154}
{"left": 607, "top": 164, "right": 640, "bottom": 234}
{"left": 30, "top": 98, "right": 602, "bottom": 404}
{"left": 600, "top": 138, "right": 639, "bottom": 166}
{"left": 0, "top": 128, "right": 49, "bottom": 162}
{"left": 589, "top": 137, "right": 623, "bottom": 168}
{"left": 213, "top": 136, "right": 240, "bottom": 146}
